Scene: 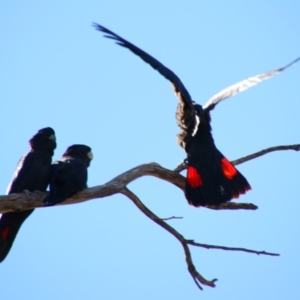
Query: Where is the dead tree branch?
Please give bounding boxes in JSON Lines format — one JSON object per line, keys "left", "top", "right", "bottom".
{"left": 0, "top": 162, "right": 256, "bottom": 213}
{"left": 186, "top": 240, "right": 279, "bottom": 256}
{"left": 231, "top": 143, "right": 300, "bottom": 165}
{"left": 120, "top": 188, "right": 276, "bottom": 290}
{"left": 120, "top": 187, "right": 217, "bottom": 290}
{"left": 0, "top": 144, "right": 291, "bottom": 289}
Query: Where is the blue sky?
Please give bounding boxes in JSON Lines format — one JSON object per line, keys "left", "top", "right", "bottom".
{"left": 1, "top": 1, "right": 300, "bottom": 299}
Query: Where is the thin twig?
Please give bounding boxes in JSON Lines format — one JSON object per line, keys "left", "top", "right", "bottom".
{"left": 161, "top": 216, "right": 183, "bottom": 221}
{"left": 231, "top": 144, "right": 300, "bottom": 165}
{"left": 174, "top": 143, "right": 300, "bottom": 172}
{"left": 120, "top": 187, "right": 217, "bottom": 290}
{"left": 186, "top": 240, "right": 279, "bottom": 256}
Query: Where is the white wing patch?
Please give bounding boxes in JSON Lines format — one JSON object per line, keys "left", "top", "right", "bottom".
{"left": 203, "top": 57, "right": 300, "bottom": 110}
{"left": 192, "top": 115, "right": 200, "bottom": 137}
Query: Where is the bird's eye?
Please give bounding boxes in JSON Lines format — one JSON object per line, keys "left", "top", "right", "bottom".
{"left": 87, "top": 151, "right": 94, "bottom": 160}
{"left": 49, "top": 134, "right": 56, "bottom": 142}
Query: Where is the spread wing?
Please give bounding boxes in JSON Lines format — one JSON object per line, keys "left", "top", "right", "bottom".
{"left": 93, "top": 23, "right": 193, "bottom": 106}
{"left": 203, "top": 57, "right": 300, "bottom": 111}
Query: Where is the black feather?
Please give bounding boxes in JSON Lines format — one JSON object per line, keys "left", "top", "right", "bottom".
{"left": 0, "top": 127, "right": 56, "bottom": 262}
{"left": 93, "top": 23, "right": 255, "bottom": 207}
{"left": 43, "top": 144, "right": 93, "bottom": 206}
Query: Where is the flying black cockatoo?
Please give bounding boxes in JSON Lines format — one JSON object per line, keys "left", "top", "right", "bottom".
{"left": 43, "top": 144, "right": 93, "bottom": 206}
{"left": 93, "top": 23, "right": 299, "bottom": 207}
{"left": 0, "top": 127, "right": 56, "bottom": 262}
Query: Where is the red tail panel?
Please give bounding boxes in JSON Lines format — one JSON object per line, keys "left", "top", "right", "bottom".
{"left": 187, "top": 166, "right": 203, "bottom": 187}
{"left": 221, "top": 158, "right": 237, "bottom": 179}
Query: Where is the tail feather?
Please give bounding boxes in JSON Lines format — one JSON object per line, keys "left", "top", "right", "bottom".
{"left": 226, "top": 173, "right": 248, "bottom": 198}
{"left": 229, "top": 167, "right": 251, "bottom": 195}
{"left": 185, "top": 153, "right": 251, "bottom": 207}
{"left": 0, "top": 210, "right": 33, "bottom": 263}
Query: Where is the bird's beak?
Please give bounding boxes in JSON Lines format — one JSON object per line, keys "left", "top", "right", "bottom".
{"left": 87, "top": 151, "right": 94, "bottom": 160}
{"left": 49, "top": 134, "right": 56, "bottom": 142}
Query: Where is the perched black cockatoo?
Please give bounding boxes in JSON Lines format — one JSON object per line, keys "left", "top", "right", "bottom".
{"left": 0, "top": 127, "right": 56, "bottom": 262}
{"left": 93, "top": 23, "right": 299, "bottom": 207}
{"left": 43, "top": 144, "right": 93, "bottom": 206}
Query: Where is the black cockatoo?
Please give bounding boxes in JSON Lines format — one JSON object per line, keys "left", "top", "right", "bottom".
{"left": 93, "top": 23, "right": 299, "bottom": 206}
{"left": 0, "top": 127, "right": 56, "bottom": 262}
{"left": 43, "top": 144, "right": 93, "bottom": 206}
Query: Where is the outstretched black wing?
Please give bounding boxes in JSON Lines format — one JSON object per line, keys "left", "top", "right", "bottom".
{"left": 203, "top": 57, "right": 300, "bottom": 111}
{"left": 93, "top": 23, "right": 194, "bottom": 106}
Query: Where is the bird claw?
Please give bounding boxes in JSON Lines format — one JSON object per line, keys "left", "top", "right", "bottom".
{"left": 174, "top": 159, "right": 187, "bottom": 173}
{"left": 43, "top": 199, "right": 55, "bottom": 207}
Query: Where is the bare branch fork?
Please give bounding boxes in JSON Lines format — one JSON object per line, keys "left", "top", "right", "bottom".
{"left": 121, "top": 187, "right": 279, "bottom": 290}
{"left": 0, "top": 144, "right": 297, "bottom": 289}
